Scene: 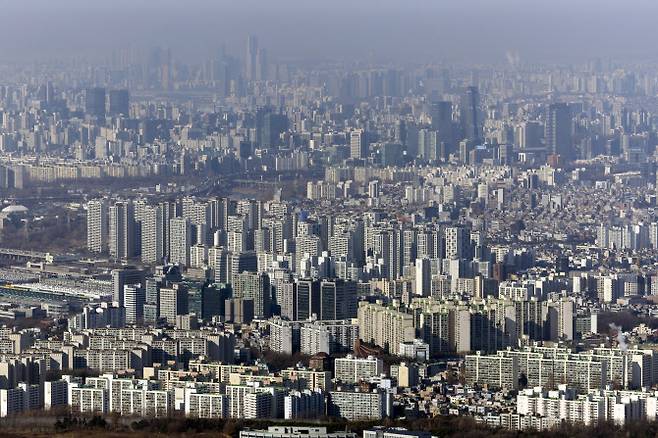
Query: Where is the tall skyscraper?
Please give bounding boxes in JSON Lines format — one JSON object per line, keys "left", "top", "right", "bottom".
{"left": 233, "top": 272, "right": 271, "bottom": 319}
{"left": 85, "top": 87, "right": 106, "bottom": 118}
{"left": 417, "top": 129, "right": 439, "bottom": 161}
{"left": 430, "top": 101, "right": 454, "bottom": 156}
{"left": 319, "top": 279, "right": 357, "bottom": 320}
{"left": 444, "top": 226, "right": 471, "bottom": 260}
{"left": 350, "top": 129, "right": 368, "bottom": 159}
{"left": 159, "top": 283, "right": 189, "bottom": 324}
{"left": 245, "top": 35, "right": 258, "bottom": 81}
{"left": 161, "top": 47, "right": 172, "bottom": 90}
{"left": 415, "top": 258, "right": 432, "bottom": 297}
{"left": 111, "top": 267, "right": 145, "bottom": 304}
{"left": 227, "top": 251, "right": 258, "bottom": 285}
{"left": 109, "top": 201, "right": 136, "bottom": 260}
{"left": 169, "top": 218, "right": 192, "bottom": 266}
{"left": 124, "top": 284, "right": 145, "bottom": 325}
{"left": 295, "top": 278, "right": 321, "bottom": 321}
{"left": 108, "top": 89, "right": 129, "bottom": 116}
{"left": 545, "top": 103, "right": 573, "bottom": 161}
{"left": 87, "top": 199, "right": 108, "bottom": 253}
{"left": 141, "top": 205, "right": 164, "bottom": 264}
{"left": 201, "top": 283, "right": 230, "bottom": 321}
{"left": 255, "top": 46, "right": 268, "bottom": 81}
{"left": 517, "top": 121, "right": 544, "bottom": 150}
{"left": 144, "top": 278, "right": 161, "bottom": 324}
{"left": 257, "top": 109, "right": 288, "bottom": 149}
{"left": 460, "top": 86, "right": 481, "bottom": 142}
{"left": 160, "top": 201, "right": 178, "bottom": 260}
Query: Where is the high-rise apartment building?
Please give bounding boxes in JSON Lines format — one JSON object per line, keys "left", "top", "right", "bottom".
{"left": 87, "top": 199, "right": 108, "bottom": 253}
{"left": 357, "top": 301, "right": 415, "bottom": 355}
{"left": 159, "top": 283, "right": 189, "bottom": 324}
{"left": 169, "top": 218, "right": 191, "bottom": 266}
{"left": 109, "top": 201, "right": 136, "bottom": 260}
{"left": 233, "top": 272, "right": 271, "bottom": 319}
{"left": 415, "top": 258, "right": 432, "bottom": 297}
{"left": 141, "top": 205, "right": 164, "bottom": 264}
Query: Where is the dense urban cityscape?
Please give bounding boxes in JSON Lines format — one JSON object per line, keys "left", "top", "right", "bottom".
{"left": 4, "top": 1, "right": 658, "bottom": 437}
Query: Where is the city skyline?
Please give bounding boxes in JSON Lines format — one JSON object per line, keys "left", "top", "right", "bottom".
{"left": 1, "top": 2, "right": 658, "bottom": 437}
{"left": 2, "top": 0, "right": 658, "bottom": 65}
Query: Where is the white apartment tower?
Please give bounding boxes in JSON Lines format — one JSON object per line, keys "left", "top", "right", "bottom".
{"left": 87, "top": 199, "right": 108, "bottom": 253}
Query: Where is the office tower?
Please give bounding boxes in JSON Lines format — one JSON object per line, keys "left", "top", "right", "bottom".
{"left": 123, "top": 284, "right": 145, "bottom": 325}
{"left": 460, "top": 86, "right": 481, "bottom": 142}
{"left": 245, "top": 35, "right": 258, "bottom": 81}
{"left": 296, "top": 279, "right": 321, "bottom": 321}
{"left": 169, "top": 218, "right": 192, "bottom": 266}
{"left": 87, "top": 199, "right": 108, "bottom": 253}
{"left": 233, "top": 272, "right": 271, "bottom": 319}
{"left": 38, "top": 81, "right": 55, "bottom": 105}
{"left": 350, "top": 129, "right": 368, "bottom": 159}
{"left": 141, "top": 205, "right": 164, "bottom": 264}
{"left": 517, "top": 121, "right": 543, "bottom": 150}
{"left": 415, "top": 258, "right": 432, "bottom": 297}
{"left": 201, "top": 283, "right": 230, "bottom": 321}
{"left": 545, "top": 103, "right": 573, "bottom": 161}
{"left": 257, "top": 110, "right": 288, "bottom": 149}
{"left": 159, "top": 47, "right": 172, "bottom": 90}
{"left": 159, "top": 283, "right": 189, "bottom": 324}
{"left": 430, "top": 101, "right": 454, "bottom": 156}
{"left": 85, "top": 87, "right": 106, "bottom": 118}
{"left": 108, "top": 89, "right": 129, "bottom": 116}
{"left": 255, "top": 46, "right": 268, "bottom": 81}
{"left": 109, "top": 201, "right": 136, "bottom": 260}
{"left": 111, "top": 267, "right": 145, "bottom": 304}
{"left": 404, "top": 124, "right": 420, "bottom": 158}
{"left": 380, "top": 142, "right": 404, "bottom": 166}
{"left": 319, "top": 279, "right": 357, "bottom": 320}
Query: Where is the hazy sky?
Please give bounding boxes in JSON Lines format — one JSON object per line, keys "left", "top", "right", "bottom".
{"left": 1, "top": 0, "right": 658, "bottom": 65}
